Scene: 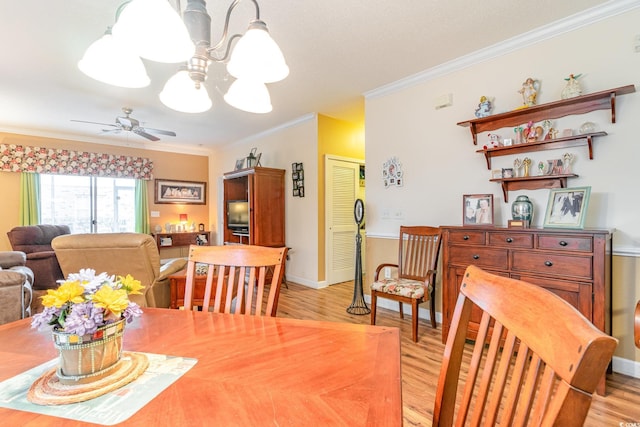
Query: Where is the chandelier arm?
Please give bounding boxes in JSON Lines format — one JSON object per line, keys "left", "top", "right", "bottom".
{"left": 208, "top": 0, "right": 260, "bottom": 52}
{"left": 206, "top": 33, "right": 242, "bottom": 62}
{"left": 114, "top": 0, "right": 133, "bottom": 21}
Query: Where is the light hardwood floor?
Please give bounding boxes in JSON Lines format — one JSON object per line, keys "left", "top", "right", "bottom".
{"left": 276, "top": 280, "right": 640, "bottom": 426}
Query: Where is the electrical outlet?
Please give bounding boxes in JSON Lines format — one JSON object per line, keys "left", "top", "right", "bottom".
{"left": 384, "top": 267, "right": 391, "bottom": 279}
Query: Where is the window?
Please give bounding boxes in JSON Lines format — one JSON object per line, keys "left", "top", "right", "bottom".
{"left": 40, "top": 175, "right": 136, "bottom": 233}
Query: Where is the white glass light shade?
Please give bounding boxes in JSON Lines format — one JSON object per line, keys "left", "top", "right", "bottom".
{"left": 78, "top": 33, "right": 150, "bottom": 88}
{"left": 224, "top": 78, "right": 272, "bottom": 114}
{"left": 112, "top": 0, "right": 195, "bottom": 63}
{"left": 226, "top": 23, "right": 289, "bottom": 83}
{"left": 159, "top": 70, "right": 212, "bottom": 113}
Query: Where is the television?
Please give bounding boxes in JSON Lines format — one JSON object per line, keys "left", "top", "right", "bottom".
{"left": 227, "top": 200, "right": 249, "bottom": 231}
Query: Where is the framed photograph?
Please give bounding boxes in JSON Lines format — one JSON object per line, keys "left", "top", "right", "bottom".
{"left": 491, "top": 169, "right": 503, "bottom": 179}
{"left": 463, "top": 194, "right": 494, "bottom": 226}
{"left": 502, "top": 168, "right": 514, "bottom": 178}
{"left": 235, "top": 158, "right": 245, "bottom": 171}
{"left": 543, "top": 186, "right": 591, "bottom": 229}
{"left": 154, "top": 179, "right": 206, "bottom": 205}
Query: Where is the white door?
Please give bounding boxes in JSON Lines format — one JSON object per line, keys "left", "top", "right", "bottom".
{"left": 326, "top": 156, "right": 362, "bottom": 285}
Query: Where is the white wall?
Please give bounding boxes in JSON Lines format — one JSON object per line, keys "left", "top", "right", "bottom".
{"left": 365, "top": 6, "right": 640, "bottom": 253}
{"left": 215, "top": 115, "right": 321, "bottom": 286}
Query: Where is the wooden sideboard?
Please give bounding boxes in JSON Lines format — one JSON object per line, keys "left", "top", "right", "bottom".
{"left": 440, "top": 226, "right": 611, "bottom": 393}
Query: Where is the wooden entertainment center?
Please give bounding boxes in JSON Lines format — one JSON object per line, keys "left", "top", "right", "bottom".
{"left": 223, "top": 167, "right": 285, "bottom": 247}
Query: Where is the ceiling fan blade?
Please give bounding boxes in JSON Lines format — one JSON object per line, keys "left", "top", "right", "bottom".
{"left": 143, "top": 127, "right": 176, "bottom": 137}
{"left": 100, "top": 128, "right": 122, "bottom": 134}
{"left": 71, "top": 119, "right": 118, "bottom": 128}
{"left": 133, "top": 128, "right": 160, "bottom": 141}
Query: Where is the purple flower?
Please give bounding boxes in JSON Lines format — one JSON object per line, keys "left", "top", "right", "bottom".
{"left": 31, "top": 306, "right": 61, "bottom": 330}
{"left": 63, "top": 302, "right": 104, "bottom": 336}
{"left": 123, "top": 303, "right": 143, "bottom": 323}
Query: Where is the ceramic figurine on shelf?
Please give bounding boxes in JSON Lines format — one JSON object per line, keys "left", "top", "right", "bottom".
{"left": 522, "top": 157, "right": 532, "bottom": 177}
{"left": 518, "top": 77, "right": 539, "bottom": 107}
{"left": 561, "top": 73, "right": 583, "bottom": 99}
{"left": 513, "top": 158, "right": 523, "bottom": 178}
{"left": 474, "top": 96, "right": 493, "bottom": 118}
{"left": 537, "top": 161, "right": 547, "bottom": 175}
{"left": 562, "top": 152, "right": 575, "bottom": 174}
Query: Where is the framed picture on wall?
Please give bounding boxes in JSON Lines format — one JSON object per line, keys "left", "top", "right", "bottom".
{"left": 154, "top": 179, "right": 206, "bottom": 204}
{"left": 463, "top": 194, "right": 494, "bottom": 226}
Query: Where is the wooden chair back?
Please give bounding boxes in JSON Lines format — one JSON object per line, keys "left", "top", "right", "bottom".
{"left": 433, "top": 265, "right": 618, "bottom": 426}
{"left": 397, "top": 225, "right": 441, "bottom": 282}
{"left": 183, "top": 245, "right": 288, "bottom": 317}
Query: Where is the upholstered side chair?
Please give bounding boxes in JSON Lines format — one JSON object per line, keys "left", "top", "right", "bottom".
{"left": 370, "top": 225, "right": 442, "bottom": 342}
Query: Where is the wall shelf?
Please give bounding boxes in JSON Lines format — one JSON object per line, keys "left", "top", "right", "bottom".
{"left": 490, "top": 174, "right": 577, "bottom": 203}
{"left": 458, "top": 85, "right": 635, "bottom": 145}
{"left": 476, "top": 132, "right": 606, "bottom": 169}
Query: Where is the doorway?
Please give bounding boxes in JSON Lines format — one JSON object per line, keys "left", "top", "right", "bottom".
{"left": 325, "top": 155, "right": 365, "bottom": 285}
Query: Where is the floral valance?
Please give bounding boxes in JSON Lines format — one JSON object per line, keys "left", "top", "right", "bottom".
{"left": 0, "top": 144, "right": 153, "bottom": 180}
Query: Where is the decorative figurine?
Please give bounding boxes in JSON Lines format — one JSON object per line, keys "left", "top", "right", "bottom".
{"left": 513, "top": 158, "right": 523, "bottom": 178}
{"left": 518, "top": 77, "right": 539, "bottom": 107}
{"left": 538, "top": 161, "right": 547, "bottom": 175}
{"left": 474, "top": 96, "right": 493, "bottom": 118}
{"left": 483, "top": 134, "right": 501, "bottom": 150}
{"left": 562, "top": 153, "right": 575, "bottom": 174}
{"left": 523, "top": 121, "right": 544, "bottom": 142}
{"left": 561, "top": 73, "right": 583, "bottom": 99}
{"left": 522, "top": 157, "right": 532, "bottom": 177}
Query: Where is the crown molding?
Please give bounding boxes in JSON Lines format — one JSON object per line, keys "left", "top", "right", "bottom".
{"left": 365, "top": 0, "right": 640, "bottom": 100}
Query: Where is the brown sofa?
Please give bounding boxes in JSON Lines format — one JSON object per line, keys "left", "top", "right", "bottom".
{"left": 51, "top": 233, "right": 186, "bottom": 308}
{"left": 0, "top": 251, "right": 34, "bottom": 324}
{"left": 7, "top": 225, "right": 70, "bottom": 295}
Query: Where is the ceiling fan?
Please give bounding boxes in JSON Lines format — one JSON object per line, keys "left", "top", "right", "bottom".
{"left": 71, "top": 107, "right": 176, "bottom": 141}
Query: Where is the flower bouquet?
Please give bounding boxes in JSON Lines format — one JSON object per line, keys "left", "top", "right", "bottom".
{"left": 31, "top": 269, "right": 144, "bottom": 382}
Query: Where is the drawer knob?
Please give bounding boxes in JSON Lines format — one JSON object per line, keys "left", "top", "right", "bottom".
{"left": 559, "top": 240, "right": 568, "bottom": 246}
{"left": 463, "top": 235, "right": 470, "bottom": 240}
{"left": 473, "top": 254, "right": 480, "bottom": 260}
{"left": 506, "top": 237, "right": 513, "bottom": 243}
{"left": 544, "top": 260, "right": 553, "bottom": 267}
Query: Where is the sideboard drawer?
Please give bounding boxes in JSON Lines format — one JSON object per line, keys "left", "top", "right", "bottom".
{"left": 448, "top": 246, "right": 508, "bottom": 270}
{"left": 447, "top": 230, "right": 485, "bottom": 245}
{"left": 537, "top": 235, "right": 593, "bottom": 252}
{"left": 512, "top": 251, "right": 593, "bottom": 280}
{"left": 488, "top": 232, "right": 533, "bottom": 248}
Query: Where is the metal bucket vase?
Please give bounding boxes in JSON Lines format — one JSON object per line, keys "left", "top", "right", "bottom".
{"left": 52, "top": 319, "right": 125, "bottom": 384}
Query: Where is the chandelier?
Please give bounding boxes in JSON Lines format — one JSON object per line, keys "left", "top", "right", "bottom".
{"left": 78, "top": 0, "right": 289, "bottom": 114}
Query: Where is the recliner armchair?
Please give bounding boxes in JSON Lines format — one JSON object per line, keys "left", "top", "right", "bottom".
{"left": 51, "top": 233, "right": 187, "bottom": 308}
{"left": 0, "top": 251, "right": 34, "bottom": 324}
{"left": 7, "top": 225, "right": 70, "bottom": 295}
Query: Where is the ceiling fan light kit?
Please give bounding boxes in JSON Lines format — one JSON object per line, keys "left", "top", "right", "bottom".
{"left": 78, "top": 0, "right": 288, "bottom": 114}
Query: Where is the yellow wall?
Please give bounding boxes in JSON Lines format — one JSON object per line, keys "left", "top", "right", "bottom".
{"left": 0, "top": 132, "right": 210, "bottom": 251}
{"left": 317, "top": 114, "right": 365, "bottom": 281}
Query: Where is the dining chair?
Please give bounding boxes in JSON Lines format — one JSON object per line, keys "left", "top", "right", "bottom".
{"left": 433, "top": 265, "right": 618, "bottom": 426}
{"left": 370, "top": 226, "right": 442, "bottom": 342}
{"left": 183, "top": 245, "right": 288, "bottom": 316}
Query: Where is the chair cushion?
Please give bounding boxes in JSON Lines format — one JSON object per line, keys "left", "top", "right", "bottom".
{"left": 371, "top": 278, "right": 430, "bottom": 299}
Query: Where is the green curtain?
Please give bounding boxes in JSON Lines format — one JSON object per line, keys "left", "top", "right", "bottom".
{"left": 19, "top": 172, "right": 40, "bottom": 225}
{"left": 135, "top": 179, "right": 150, "bottom": 234}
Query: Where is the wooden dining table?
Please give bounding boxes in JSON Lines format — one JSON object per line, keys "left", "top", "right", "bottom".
{"left": 0, "top": 308, "right": 403, "bottom": 426}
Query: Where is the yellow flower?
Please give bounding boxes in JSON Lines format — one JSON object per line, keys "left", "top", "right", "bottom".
{"left": 92, "top": 285, "right": 130, "bottom": 318}
{"left": 41, "top": 281, "right": 85, "bottom": 308}
{"left": 118, "top": 274, "right": 144, "bottom": 295}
